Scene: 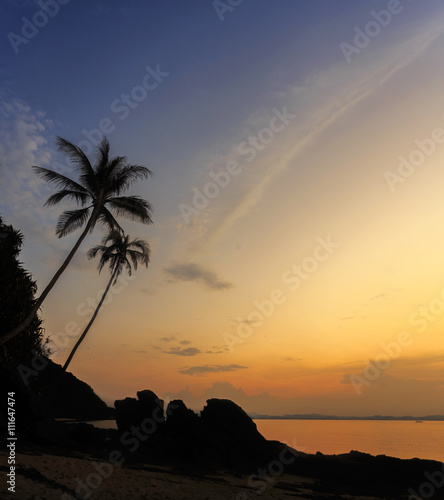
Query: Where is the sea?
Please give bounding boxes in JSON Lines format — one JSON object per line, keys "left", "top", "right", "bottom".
{"left": 85, "top": 419, "right": 444, "bottom": 463}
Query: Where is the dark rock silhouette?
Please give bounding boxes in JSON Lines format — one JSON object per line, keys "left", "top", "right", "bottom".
{"left": 287, "top": 450, "right": 444, "bottom": 498}
{"left": 166, "top": 399, "right": 199, "bottom": 426}
{"left": 201, "top": 398, "right": 267, "bottom": 448}
{"left": 0, "top": 358, "right": 114, "bottom": 454}
{"left": 198, "top": 398, "right": 275, "bottom": 469}
{"left": 115, "top": 397, "right": 140, "bottom": 431}
{"left": 163, "top": 399, "right": 201, "bottom": 462}
{"left": 112, "top": 390, "right": 444, "bottom": 498}
{"left": 1, "top": 358, "right": 112, "bottom": 438}
{"left": 40, "top": 359, "right": 113, "bottom": 420}
{"left": 114, "top": 390, "right": 165, "bottom": 452}
{"left": 114, "top": 392, "right": 287, "bottom": 471}
{"left": 137, "top": 389, "right": 165, "bottom": 424}
{"left": 115, "top": 390, "right": 164, "bottom": 434}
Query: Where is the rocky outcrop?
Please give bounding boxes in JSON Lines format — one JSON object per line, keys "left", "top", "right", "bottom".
{"left": 115, "top": 390, "right": 164, "bottom": 433}
{"left": 201, "top": 398, "right": 267, "bottom": 448}
{"left": 114, "top": 397, "right": 139, "bottom": 431}
{"left": 114, "top": 392, "right": 284, "bottom": 471}
{"left": 39, "top": 359, "right": 113, "bottom": 420}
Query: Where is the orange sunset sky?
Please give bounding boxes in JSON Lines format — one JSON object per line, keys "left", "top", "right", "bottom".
{"left": 2, "top": 1, "right": 444, "bottom": 416}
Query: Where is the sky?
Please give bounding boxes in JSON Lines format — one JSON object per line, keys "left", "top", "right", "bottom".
{"left": 2, "top": 0, "right": 444, "bottom": 416}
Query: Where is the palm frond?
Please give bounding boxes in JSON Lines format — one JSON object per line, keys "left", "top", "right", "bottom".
{"left": 95, "top": 136, "right": 110, "bottom": 174}
{"left": 56, "top": 207, "right": 91, "bottom": 237}
{"left": 98, "top": 154, "right": 126, "bottom": 186}
{"left": 33, "top": 167, "right": 91, "bottom": 195}
{"left": 128, "top": 239, "right": 150, "bottom": 260}
{"left": 87, "top": 244, "right": 108, "bottom": 261}
{"left": 45, "top": 190, "right": 91, "bottom": 207}
{"left": 103, "top": 229, "right": 124, "bottom": 247}
{"left": 88, "top": 230, "right": 149, "bottom": 281}
{"left": 108, "top": 165, "right": 152, "bottom": 196}
{"left": 128, "top": 238, "right": 150, "bottom": 254}
{"left": 97, "top": 207, "right": 124, "bottom": 233}
{"left": 106, "top": 196, "right": 153, "bottom": 224}
{"left": 99, "top": 253, "right": 118, "bottom": 274}
{"left": 127, "top": 250, "right": 140, "bottom": 270}
{"left": 55, "top": 137, "right": 96, "bottom": 192}
{"left": 88, "top": 230, "right": 122, "bottom": 273}
{"left": 118, "top": 256, "right": 132, "bottom": 279}
{"left": 127, "top": 246, "right": 150, "bottom": 269}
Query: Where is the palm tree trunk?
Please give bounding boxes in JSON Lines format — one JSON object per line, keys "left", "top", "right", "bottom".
{"left": 45, "top": 265, "right": 119, "bottom": 411}
{"left": 62, "top": 265, "right": 119, "bottom": 373}
{"left": 0, "top": 211, "right": 98, "bottom": 347}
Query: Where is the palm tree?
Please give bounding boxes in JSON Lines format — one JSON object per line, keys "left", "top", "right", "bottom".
{"left": 0, "top": 136, "right": 152, "bottom": 347}
{"left": 62, "top": 229, "right": 150, "bottom": 373}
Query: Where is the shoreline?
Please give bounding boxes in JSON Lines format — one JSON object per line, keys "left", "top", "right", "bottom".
{"left": 75, "top": 417, "right": 444, "bottom": 463}
{"left": 4, "top": 445, "right": 440, "bottom": 500}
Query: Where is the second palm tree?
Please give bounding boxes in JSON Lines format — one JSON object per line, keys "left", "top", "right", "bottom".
{"left": 62, "top": 230, "right": 150, "bottom": 373}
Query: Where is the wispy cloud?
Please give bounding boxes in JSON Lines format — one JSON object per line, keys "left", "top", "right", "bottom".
{"left": 165, "top": 347, "right": 201, "bottom": 357}
{"left": 0, "top": 94, "right": 55, "bottom": 230}
{"left": 370, "top": 294, "right": 386, "bottom": 300}
{"left": 178, "top": 364, "right": 248, "bottom": 376}
{"left": 164, "top": 262, "right": 233, "bottom": 290}
{"left": 157, "top": 335, "right": 176, "bottom": 342}
{"left": 201, "top": 15, "right": 444, "bottom": 248}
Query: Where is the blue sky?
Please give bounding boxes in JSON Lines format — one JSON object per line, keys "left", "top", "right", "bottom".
{"left": 2, "top": 0, "right": 444, "bottom": 416}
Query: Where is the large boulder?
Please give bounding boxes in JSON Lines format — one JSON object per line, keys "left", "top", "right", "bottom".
{"left": 137, "top": 390, "right": 165, "bottom": 424}
{"left": 114, "top": 397, "right": 139, "bottom": 432}
{"left": 165, "top": 399, "right": 199, "bottom": 427}
{"left": 163, "top": 399, "right": 201, "bottom": 461}
{"left": 114, "top": 390, "right": 165, "bottom": 452}
{"left": 200, "top": 398, "right": 267, "bottom": 447}
{"left": 198, "top": 398, "right": 274, "bottom": 469}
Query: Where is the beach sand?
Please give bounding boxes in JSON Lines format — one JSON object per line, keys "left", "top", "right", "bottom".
{"left": 1, "top": 449, "right": 385, "bottom": 500}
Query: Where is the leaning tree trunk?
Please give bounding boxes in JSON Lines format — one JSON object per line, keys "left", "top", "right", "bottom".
{"left": 0, "top": 210, "right": 99, "bottom": 347}
{"left": 62, "top": 265, "right": 119, "bottom": 374}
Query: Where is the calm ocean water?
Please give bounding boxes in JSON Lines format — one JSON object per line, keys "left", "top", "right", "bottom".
{"left": 86, "top": 419, "right": 444, "bottom": 463}
{"left": 255, "top": 419, "right": 444, "bottom": 463}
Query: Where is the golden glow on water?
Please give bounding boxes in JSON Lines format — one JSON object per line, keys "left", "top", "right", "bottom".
{"left": 89, "top": 419, "right": 444, "bottom": 462}
{"left": 255, "top": 420, "right": 444, "bottom": 462}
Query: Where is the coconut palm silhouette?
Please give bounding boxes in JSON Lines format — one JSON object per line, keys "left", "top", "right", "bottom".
{"left": 62, "top": 229, "right": 150, "bottom": 373}
{"left": 1, "top": 136, "right": 152, "bottom": 347}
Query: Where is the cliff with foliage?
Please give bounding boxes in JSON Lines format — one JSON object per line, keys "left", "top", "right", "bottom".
{"left": 0, "top": 215, "right": 48, "bottom": 369}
